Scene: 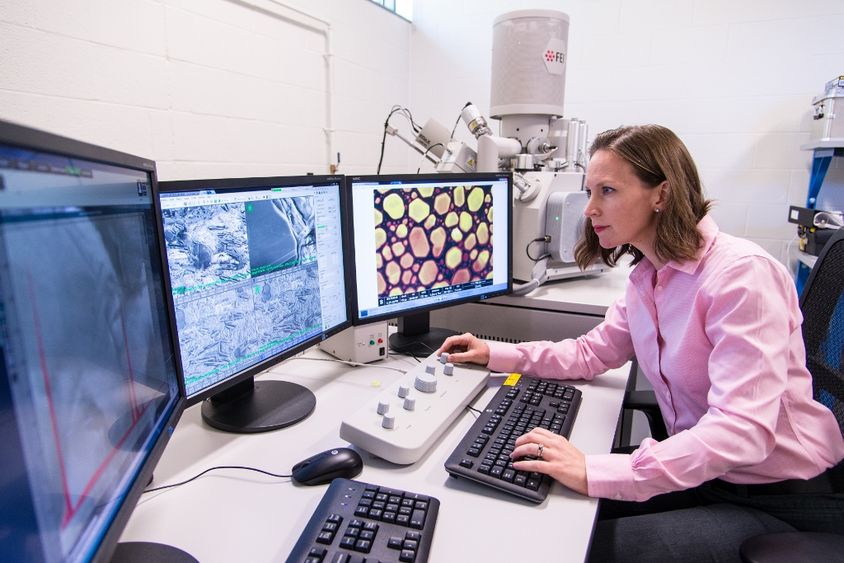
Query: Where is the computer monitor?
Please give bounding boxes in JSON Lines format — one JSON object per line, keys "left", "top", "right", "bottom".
{"left": 348, "top": 172, "right": 513, "bottom": 355}
{"left": 158, "top": 175, "right": 351, "bottom": 433}
{"left": 0, "top": 121, "right": 187, "bottom": 562}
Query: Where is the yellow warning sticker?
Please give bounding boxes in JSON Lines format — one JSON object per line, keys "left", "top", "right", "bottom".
{"left": 503, "top": 373, "right": 522, "bottom": 386}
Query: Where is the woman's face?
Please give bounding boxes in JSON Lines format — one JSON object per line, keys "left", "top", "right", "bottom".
{"left": 583, "top": 149, "right": 664, "bottom": 255}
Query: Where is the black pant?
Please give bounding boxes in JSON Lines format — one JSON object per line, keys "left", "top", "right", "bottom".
{"left": 588, "top": 482, "right": 844, "bottom": 562}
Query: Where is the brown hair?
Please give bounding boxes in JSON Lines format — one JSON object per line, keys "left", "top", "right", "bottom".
{"left": 574, "top": 124, "right": 712, "bottom": 269}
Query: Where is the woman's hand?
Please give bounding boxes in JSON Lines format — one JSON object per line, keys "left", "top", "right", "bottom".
{"left": 436, "top": 333, "right": 490, "bottom": 366}
{"left": 511, "top": 427, "right": 589, "bottom": 496}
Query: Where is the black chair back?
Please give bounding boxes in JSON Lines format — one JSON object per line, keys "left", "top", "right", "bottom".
{"left": 799, "top": 226, "right": 844, "bottom": 439}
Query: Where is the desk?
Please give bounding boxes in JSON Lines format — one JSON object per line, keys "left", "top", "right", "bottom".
{"left": 119, "top": 349, "right": 630, "bottom": 562}
{"left": 431, "top": 264, "right": 631, "bottom": 342}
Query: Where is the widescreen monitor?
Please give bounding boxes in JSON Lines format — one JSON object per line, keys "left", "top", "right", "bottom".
{"left": 0, "top": 121, "right": 187, "bottom": 562}
{"left": 158, "top": 175, "right": 351, "bottom": 433}
{"left": 348, "top": 172, "right": 513, "bottom": 355}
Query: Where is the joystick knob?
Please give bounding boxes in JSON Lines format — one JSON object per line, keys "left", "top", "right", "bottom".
{"left": 439, "top": 352, "right": 449, "bottom": 364}
{"left": 376, "top": 400, "right": 390, "bottom": 415}
{"left": 403, "top": 397, "right": 416, "bottom": 411}
{"left": 443, "top": 363, "right": 454, "bottom": 376}
{"left": 381, "top": 414, "right": 396, "bottom": 429}
{"left": 425, "top": 364, "right": 437, "bottom": 376}
{"left": 397, "top": 385, "right": 410, "bottom": 398}
{"left": 414, "top": 372, "right": 437, "bottom": 393}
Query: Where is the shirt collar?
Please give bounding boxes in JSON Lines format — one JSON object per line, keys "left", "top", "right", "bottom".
{"left": 629, "top": 215, "right": 718, "bottom": 283}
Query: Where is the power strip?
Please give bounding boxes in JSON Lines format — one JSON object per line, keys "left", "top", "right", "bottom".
{"left": 339, "top": 349, "right": 490, "bottom": 465}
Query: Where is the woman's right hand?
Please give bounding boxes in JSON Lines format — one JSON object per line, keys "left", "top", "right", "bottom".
{"left": 436, "top": 333, "right": 490, "bottom": 366}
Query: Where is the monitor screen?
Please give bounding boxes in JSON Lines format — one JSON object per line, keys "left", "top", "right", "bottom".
{"left": 349, "top": 173, "right": 512, "bottom": 355}
{"left": 0, "top": 121, "right": 184, "bottom": 562}
{"left": 158, "top": 176, "right": 351, "bottom": 432}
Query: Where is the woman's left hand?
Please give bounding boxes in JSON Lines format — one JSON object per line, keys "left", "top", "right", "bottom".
{"left": 511, "top": 427, "right": 589, "bottom": 496}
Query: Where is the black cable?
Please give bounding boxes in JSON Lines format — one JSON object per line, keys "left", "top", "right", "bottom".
{"left": 526, "top": 236, "right": 551, "bottom": 262}
{"left": 416, "top": 142, "right": 444, "bottom": 174}
{"left": 143, "top": 465, "right": 292, "bottom": 494}
{"left": 376, "top": 107, "right": 403, "bottom": 174}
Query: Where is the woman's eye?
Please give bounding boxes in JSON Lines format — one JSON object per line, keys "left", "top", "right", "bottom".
{"left": 602, "top": 186, "right": 615, "bottom": 195}
{"left": 584, "top": 189, "right": 592, "bottom": 199}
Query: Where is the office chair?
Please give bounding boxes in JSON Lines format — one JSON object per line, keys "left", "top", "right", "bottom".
{"left": 739, "top": 226, "right": 844, "bottom": 563}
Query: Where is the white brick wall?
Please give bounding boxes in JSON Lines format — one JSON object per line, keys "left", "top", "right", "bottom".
{"left": 410, "top": 0, "right": 844, "bottom": 265}
{"left": 2, "top": 0, "right": 842, "bottom": 264}
{"left": 0, "top": 0, "right": 412, "bottom": 179}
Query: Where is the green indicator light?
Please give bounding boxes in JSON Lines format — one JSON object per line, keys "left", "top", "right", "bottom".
{"left": 555, "top": 216, "right": 560, "bottom": 221}
{"left": 246, "top": 203, "right": 253, "bottom": 212}
{"left": 271, "top": 187, "right": 283, "bottom": 191}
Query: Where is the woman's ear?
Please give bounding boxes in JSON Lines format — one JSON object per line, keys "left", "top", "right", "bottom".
{"left": 653, "top": 180, "right": 669, "bottom": 209}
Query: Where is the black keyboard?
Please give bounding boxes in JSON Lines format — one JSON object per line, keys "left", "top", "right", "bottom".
{"left": 286, "top": 478, "right": 440, "bottom": 563}
{"left": 444, "top": 374, "right": 582, "bottom": 503}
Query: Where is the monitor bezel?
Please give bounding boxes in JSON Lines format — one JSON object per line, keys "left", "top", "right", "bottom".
{"left": 346, "top": 171, "right": 514, "bottom": 326}
{"left": 157, "top": 174, "right": 354, "bottom": 406}
{"left": 0, "top": 119, "right": 186, "bottom": 563}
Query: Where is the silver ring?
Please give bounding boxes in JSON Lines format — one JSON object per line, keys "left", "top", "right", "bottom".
{"left": 536, "top": 443, "right": 545, "bottom": 460}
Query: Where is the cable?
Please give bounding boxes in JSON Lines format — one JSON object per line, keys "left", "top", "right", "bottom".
{"left": 526, "top": 236, "right": 551, "bottom": 262}
{"left": 416, "top": 142, "right": 444, "bottom": 173}
{"left": 297, "top": 355, "right": 408, "bottom": 375}
{"left": 377, "top": 105, "right": 426, "bottom": 173}
{"left": 143, "top": 465, "right": 292, "bottom": 494}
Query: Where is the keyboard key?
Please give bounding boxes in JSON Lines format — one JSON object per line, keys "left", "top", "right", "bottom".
{"left": 444, "top": 376, "right": 582, "bottom": 503}
{"left": 287, "top": 479, "right": 439, "bottom": 562}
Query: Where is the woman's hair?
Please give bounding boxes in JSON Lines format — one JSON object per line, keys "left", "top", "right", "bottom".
{"left": 574, "top": 124, "right": 712, "bottom": 270}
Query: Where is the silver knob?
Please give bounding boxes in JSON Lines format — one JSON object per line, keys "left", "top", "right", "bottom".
{"left": 443, "top": 362, "right": 454, "bottom": 376}
{"left": 381, "top": 414, "right": 396, "bottom": 429}
{"left": 397, "top": 385, "right": 410, "bottom": 398}
{"left": 439, "top": 352, "right": 449, "bottom": 364}
{"left": 376, "top": 400, "right": 390, "bottom": 415}
{"left": 414, "top": 372, "right": 437, "bottom": 393}
{"left": 403, "top": 397, "right": 416, "bottom": 411}
{"left": 425, "top": 364, "right": 437, "bottom": 375}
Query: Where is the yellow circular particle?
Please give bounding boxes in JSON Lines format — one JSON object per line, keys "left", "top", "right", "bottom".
{"left": 375, "top": 227, "right": 387, "bottom": 249}
{"left": 476, "top": 222, "right": 489, "bottom": 245}
{"left": 383, "top": 192, "right": 406, "bottom": 220}
{"left": 453, "top": 186, "right": 465, "bottom": 207}
{"left": 444, "top": 211, "right": 458, "bottom": 228}
{"left": 409, "top": 198, "right": 431, "bottom": 223}
{"left": 467, "top": 187, "right": 484, "bottom": 212}
{"left": 445, "top": 247, "right": 462, "bottom": 269}
{"left": 451, "top": 228, "right": 463, "bottom": 242}
{"left": 396, "top": 223, "right": 408, "bottom": 238}
{"left": 434, "top": 193, "right": 451, "bottom": 215}
{"left": 459, "top": 211, "right": 473, "bottom": 232}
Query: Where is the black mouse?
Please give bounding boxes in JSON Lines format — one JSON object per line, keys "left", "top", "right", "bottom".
{"left": 291, "top": 447, "right": 363, "bottom": 486}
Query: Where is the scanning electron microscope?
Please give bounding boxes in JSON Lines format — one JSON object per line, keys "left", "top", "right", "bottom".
{"left": 384, "top": 9, "right": 606, "bottom": 294}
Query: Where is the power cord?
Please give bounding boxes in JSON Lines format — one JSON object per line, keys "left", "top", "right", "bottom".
{"left": 377, "top": 105, "right": 422, "bottom": 173}
{"left": 526, "top": 236, "right": 551, "bottom": 262}
{"left": 143, "top": 465, "right": 292, "bottom": 494}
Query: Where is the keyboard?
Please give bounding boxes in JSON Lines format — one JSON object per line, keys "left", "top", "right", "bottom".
{"left": 444, "top": 374, "right": 582, "bottom": 503}
{"left": 339, "top": 350, "right": 490, "bottom": 464}
{"left": 286, "top": 478, "right": 440, "bottom": 563}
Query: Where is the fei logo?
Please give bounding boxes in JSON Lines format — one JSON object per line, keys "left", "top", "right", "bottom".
{"left": 543, "top": 37, "right": 566, "bottom": 75}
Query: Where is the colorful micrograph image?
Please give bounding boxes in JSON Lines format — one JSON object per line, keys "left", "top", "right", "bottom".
{"left": 373, "top": 184, "right": 494, "bottom": 298}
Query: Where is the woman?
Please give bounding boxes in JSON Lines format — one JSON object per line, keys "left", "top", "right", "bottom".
{"left": 438, "top": 125, "right": 844, "bottom": 561}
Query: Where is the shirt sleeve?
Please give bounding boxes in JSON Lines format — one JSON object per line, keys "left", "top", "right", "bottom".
{"left": 586, "top": 256, "right": 798, "bottom": 501}
{"left": 486, "top": 294, "right": 635, "bottom": 379}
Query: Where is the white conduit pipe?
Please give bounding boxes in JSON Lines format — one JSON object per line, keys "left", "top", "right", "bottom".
{"left": 229, "top": 0, "right": 336, "bottom": 172}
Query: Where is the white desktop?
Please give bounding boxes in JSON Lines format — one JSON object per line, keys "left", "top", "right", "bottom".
{"left": 120, "top": 309, "right": 630, "bottom": 563}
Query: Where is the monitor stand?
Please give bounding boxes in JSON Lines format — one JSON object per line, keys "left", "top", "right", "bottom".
{"left": 112, "top": 542, "right": 198, "bottom": 563}
{"left": 201, "top": 377, "right": 316, "bottom": 433}
{"left": 389, "top": 311, "right": 458, "bottom": 357}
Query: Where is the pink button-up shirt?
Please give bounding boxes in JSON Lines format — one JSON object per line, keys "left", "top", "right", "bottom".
{"left": 487, "top": 216, "right": 844, "bottom": 502}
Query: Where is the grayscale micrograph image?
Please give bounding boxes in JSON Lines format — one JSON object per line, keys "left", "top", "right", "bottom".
{"left": 161, "top": 196, "right": 322, "bottom": 393}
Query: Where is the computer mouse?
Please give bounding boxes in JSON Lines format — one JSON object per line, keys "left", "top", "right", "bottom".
{"left": 291, "top": 447, "right": 363, "bottom": 486}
